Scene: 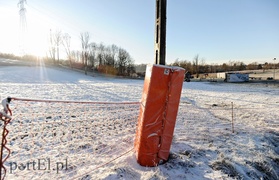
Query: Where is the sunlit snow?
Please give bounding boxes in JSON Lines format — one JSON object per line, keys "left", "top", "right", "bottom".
{"left": 0, "top": 60, "right": 278, "bottom": 179}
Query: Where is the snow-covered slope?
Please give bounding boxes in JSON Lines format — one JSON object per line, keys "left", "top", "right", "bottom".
{"left": 0, "top": 65, "right": 278, "bottom": 179}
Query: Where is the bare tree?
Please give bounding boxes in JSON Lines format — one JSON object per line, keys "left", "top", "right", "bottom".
{"left": 117, "top": 48, "right": 133, "bottom": 75}
{"left": 103, "top": 44, "right": 118, "bottom": 67}
{"left": 210, "top": 63, "right": 217, "bottom": 73}
{"left": 88, "top": 42, "right": 97, "bottom": 68}
{"left": 54, "top": 30, "right": 62, "bottom": 64}
{"left": 97, "top": 43, "right": 105, "bottom": 67}
{"left": 175, "top": 60, "right": 192, "bottom": 72}
{"left": 48, "top": 29, "right": 56, "bottom": 63}
{"left": 71, "top": 50, "right": 81, "bottom": 63}
{"left": 110, "top": 44, "right": 118, "bottom": 67}
{"left": 80, "top": 32, "right": 90, "bottom": 75}
{"left": 199, "top": 58, "right": 207, "bottom": 74}
{"left": 62, "top": 33, "right": 72, "bottom": 68}
{"left": 193, "top": 54, "right": 199, "bottom": 78}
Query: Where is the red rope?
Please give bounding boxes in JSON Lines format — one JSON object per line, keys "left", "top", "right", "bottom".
{"left": 3, "top": 98, "right": 137, "bottom": 179}
{"left": 12, "top": 97, "right": 140, "bottom": 105}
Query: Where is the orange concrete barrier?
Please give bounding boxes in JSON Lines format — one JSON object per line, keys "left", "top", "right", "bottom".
{"left": 134, "top": 64, "right": 185, "bottom": 166}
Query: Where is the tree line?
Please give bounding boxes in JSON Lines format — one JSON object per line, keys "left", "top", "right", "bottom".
{"left": 1, "top": 51, "right": 277, "bottom": 79}
{"left": 0, "top": 30, "right": 136, "bottom": 77}
{"left": 169, "top": 55, "right": 278, "bottom": 78}
{"left": 1, "top": 40, "right": 277, "bottom": 78}
{"left": 47, "top": 30, "right": 135, "bottom": 76}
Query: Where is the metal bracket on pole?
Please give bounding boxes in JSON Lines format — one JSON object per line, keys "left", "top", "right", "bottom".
{"left": 154, "top": 0, "right": 167, "bottom": 65}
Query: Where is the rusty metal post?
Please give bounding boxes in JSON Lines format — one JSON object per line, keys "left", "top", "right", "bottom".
{"left": 0, "top": 122, "right": 6, "bottom": 180}
{"left": 154, "top": 0, "right": 167, "bottom": 65}
{"left": 0, "top": 119, "right": 11, "bottom": 180}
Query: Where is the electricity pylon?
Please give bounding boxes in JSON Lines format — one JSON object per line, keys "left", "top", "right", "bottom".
{"left": 18, "top": 0, "right": 27, "bottom": 55}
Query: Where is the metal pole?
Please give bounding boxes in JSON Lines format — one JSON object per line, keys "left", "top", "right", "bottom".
{"left": 154, "top": 0, "right": 167, "bottom": 65}
{"left": 0, "top": 122, "right": 6, "bottom": 179}
{"left": 274, "top": 58, "right": 276, "bottom": 80}
{"left": 0, "top": 119, "right": 11, "bottom": 180}
{"left": 231, "top": 102, "right": 234, "bottom": 133}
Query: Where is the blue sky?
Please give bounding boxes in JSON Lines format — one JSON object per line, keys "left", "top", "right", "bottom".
{"left": 0, "top": 0, "right": 278, "bottom": 65}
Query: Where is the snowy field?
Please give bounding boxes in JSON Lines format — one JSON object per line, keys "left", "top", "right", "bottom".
{"left": 0, "top": 62, "right": 278, "bottom": 179}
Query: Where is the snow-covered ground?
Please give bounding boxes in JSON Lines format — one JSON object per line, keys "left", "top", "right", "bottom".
{"left": 0, "top": 62, "right": 278, "bottom": 180}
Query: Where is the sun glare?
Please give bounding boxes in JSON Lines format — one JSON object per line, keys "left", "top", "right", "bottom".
{"left": 0, "top": 4, "right": 64, "bottom": 58}
{"left": 25, "top": 30, "right": 48, "bottom": 57}
{"left": 23, "top": 10, "right": 53, "bottom": 57}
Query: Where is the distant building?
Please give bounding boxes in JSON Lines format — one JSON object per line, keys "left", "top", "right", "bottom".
{"left": 217, "top": 72, "right": 226, "bottom": 79}
{"left": 224, "top": 73, "right": 249, "bottom": 82}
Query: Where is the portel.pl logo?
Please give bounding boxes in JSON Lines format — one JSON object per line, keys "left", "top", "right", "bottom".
{"left": 9, "top": 158, "right": 68, "bottom": 174}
